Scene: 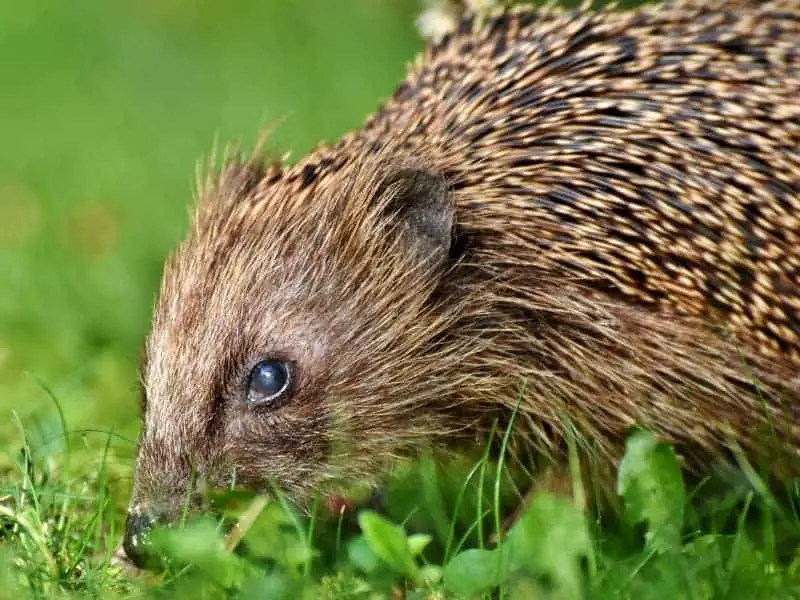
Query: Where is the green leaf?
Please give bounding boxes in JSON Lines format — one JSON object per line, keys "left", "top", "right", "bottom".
{"left": 617, "top": 429, "right": 686, "bottom": 553}
{"left": 239, "top": 573, "right": 300, "bottom": 600}
{"left": 346, "top": 535, "right": 381, "bottom": 574}
{"left": 357, "top": 511, "right": 420, "bottom": 582}
{"left": 282, "top": 536, "right": 315, "bottom": 569}
{"left": 419, "top": 564, "right": 443, "bottom": 585}
{"left": 152, "top": 518, "right": 258, "bottom": 588}
{"left": 407, "top": 533, "right": 432, "bottom": 557}
{"left": 238, "top": 502, "right": 315, "bottom": 573}
{"left": 442, "top": 547, "right": 507, "bottom": 597}
{"left": 506, "top": 493, "right": 592, "bottom": 600}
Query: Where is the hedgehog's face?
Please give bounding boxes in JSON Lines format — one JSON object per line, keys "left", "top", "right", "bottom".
{"left": 123, "top": 156, "right": 459, "bottom": 568}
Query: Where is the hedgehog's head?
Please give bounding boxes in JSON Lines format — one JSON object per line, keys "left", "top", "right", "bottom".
{"left": 122, "top": 148, "right": 478, "bottom": 568}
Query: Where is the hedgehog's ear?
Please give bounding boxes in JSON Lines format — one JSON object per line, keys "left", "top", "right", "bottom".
{"left": 375, "top": 167, "right": 455, "bottom": 270}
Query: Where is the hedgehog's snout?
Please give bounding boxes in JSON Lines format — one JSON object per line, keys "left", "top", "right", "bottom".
{"left": 122, "top": 509, "right": 161, "bottom": 570}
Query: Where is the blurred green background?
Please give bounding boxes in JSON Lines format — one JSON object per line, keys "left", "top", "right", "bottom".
{"left": 0, "top": 0, "right": 424, "bottom": 471}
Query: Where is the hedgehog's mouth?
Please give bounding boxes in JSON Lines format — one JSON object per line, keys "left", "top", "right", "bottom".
{"left": 118, "top": 486, "right": 391, "bottom": 571}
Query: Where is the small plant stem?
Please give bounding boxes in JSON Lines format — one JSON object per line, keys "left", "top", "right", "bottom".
{"left": 224, "top": 494, "right": 270, "bottom": 553}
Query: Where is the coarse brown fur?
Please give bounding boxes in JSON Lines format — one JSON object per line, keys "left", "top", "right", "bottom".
{"left": 127, "top": 0, "right": 800, "bottom": 548}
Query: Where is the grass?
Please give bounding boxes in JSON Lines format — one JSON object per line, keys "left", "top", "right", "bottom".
{"left": 0, "top": 0, "right": 798, "bottom": 598}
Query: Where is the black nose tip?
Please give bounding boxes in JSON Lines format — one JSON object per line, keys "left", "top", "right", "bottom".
{"left": 123, "top": 512, "right": 157, "bottom": 569}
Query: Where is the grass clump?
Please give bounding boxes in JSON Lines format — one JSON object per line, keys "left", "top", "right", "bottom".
{"left": 1, "top": 413, "right": 799, "bottom": 599}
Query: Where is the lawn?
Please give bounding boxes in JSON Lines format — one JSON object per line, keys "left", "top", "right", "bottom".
{"left": 0, "top": 0, "right": 798, "bottom": 598}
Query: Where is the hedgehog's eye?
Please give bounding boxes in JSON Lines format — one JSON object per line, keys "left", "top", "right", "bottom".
{"left": 245, "top": 359, "right": 291, "bottom": 407}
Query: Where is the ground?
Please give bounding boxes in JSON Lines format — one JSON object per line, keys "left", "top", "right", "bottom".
{"left": 0, "top": 1, "right": 798, "bottom": 598}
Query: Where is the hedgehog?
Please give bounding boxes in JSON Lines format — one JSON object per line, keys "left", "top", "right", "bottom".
{"left": 123, "top": 0, "right": 800, "bottom": 568}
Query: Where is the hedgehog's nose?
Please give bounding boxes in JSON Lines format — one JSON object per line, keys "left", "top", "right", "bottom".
{"left": 123, "top": 511, "right": 157, "bottom": 569}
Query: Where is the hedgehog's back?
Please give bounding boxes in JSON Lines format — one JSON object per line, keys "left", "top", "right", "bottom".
{"left": 356, "top": 0, "right": 800, "bottom": 369}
